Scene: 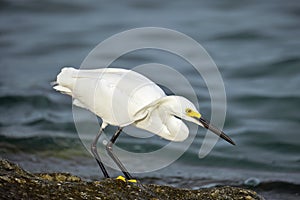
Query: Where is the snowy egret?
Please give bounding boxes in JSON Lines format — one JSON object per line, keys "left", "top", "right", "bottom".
{"left": 53, "top": 67, "right": 235, "bottom": 180}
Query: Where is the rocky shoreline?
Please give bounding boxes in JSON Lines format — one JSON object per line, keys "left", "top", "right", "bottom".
{"left": 0, "top": 159, "right": 264, "bottom": 200}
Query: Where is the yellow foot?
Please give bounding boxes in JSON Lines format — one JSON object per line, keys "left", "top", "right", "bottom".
{"left": 128, "top": 179, "right": 137, "bottom": 183}
{"left": 116, "top": 176, "right": 137, "bottom": 183}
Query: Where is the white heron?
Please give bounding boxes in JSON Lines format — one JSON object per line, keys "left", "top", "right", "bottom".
{"left": 53, "top": 67, "right": 235, "bottom": 181}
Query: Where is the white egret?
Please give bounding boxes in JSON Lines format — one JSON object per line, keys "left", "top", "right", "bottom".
{"left": 53, "top": 67, "right": 235, "bottom": 180}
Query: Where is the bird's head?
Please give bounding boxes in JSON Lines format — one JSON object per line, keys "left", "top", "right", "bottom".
{"left": 166, "top": 96, "right": 235, "bottom": 145}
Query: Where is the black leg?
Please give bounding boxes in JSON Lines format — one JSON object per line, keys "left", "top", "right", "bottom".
{"left": 106, "top": 127, "right": 134, "bottom": 180}
{"left": 91, "top": 126, "right": 110, "bottom": 178}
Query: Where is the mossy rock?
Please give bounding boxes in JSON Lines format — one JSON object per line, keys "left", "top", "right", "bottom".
{"left": 0, "top": 159, "right": 264, "bottom": 200}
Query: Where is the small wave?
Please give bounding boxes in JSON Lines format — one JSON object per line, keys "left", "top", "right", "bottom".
{"left": 0, "top": 94, "right": 55, "bottom": 108}
{"left": 3, "top": 0, "right": 93, "bottom": 14}
{"left": 23, "top": 119, "right": 76, "bottom": 133}
{"left": 232, "top": 94, "right": 300, "bottom": 104}
{"left": 227, "top": 56, "right": 300, "bottom": 79}
{"left": 271, "top": 57, "right": 300, "bottom": 67}
{"left": 213, "top": 30, "right": 270, "bottom": 41}
{"left": 0, "top": 134, "right": 82, "bottom": 154}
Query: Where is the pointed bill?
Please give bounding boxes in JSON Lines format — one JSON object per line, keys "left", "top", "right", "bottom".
{"left": 198, "top": 117, "right": 235, "bottom": 145}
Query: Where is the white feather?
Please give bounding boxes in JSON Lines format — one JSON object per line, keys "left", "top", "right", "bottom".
{"left": 53, "top": 67, "right": 202, "bottom": 142}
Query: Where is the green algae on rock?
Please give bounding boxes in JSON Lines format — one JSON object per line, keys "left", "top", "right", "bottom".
{"left": 0, "top": 159, "right": 264, "bottom": 200}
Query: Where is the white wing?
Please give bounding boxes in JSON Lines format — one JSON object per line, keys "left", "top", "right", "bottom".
{"left": 54, "top": 67, "right": 166, "bottom": 126}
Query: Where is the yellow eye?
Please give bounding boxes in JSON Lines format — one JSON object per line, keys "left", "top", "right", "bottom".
{"left": 185, "top": 108, "right": 192, "bottom": 113}
{"left": 185, "top": 108, "right": 201, "bottom": 119}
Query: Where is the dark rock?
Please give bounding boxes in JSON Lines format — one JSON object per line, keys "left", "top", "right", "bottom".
{"left": 0, "top": 159, "right": 265, "bottom": 200}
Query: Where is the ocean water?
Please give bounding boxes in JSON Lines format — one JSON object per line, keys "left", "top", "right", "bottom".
{"left": 0, "top": 0, "right": 300, "bottom": 199}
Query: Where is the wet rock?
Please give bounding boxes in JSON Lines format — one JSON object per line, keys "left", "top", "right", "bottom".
{"left": 36, "top": 172, "right": 81, "bottom": 182}
{"left": 244, "top": 177, "right": 261, "bottom": 187}
{"left": 0, "top": 159, "right": 265, "bottom": 200}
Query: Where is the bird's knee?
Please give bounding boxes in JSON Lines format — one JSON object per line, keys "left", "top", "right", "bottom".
{"left": 91, "top": 144, "right": 97, "bottom": 152}
{"left": 106, "top": 142, "right": 113, "bottom": 152}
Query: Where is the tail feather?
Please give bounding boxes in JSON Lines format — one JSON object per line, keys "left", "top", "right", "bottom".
{"left": 53, "top": 85, "right": 72, "bottom": 95}
{"left": 53, "top": 67, "right": 77, "bottom": 96}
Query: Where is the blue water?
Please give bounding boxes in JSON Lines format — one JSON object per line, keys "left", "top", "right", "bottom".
{"left": 1, "top": 0, "right": 300, "bottom": 199}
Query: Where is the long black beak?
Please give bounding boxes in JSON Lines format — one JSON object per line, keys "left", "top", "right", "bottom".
{"left": 199, "top": 117, "right": 235, "bottom": 145}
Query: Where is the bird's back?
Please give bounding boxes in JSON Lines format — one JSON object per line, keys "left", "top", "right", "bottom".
{"left": 54, "top": 67, "right": 166, "bottom": 126}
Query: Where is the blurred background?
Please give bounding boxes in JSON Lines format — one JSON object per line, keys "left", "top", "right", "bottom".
{"left": 0, "top": 0, "right": 299, "bottom": 199}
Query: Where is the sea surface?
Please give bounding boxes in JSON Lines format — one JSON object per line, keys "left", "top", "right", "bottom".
{"left": 0, "top": 0, "right": 300, "bottom": 199}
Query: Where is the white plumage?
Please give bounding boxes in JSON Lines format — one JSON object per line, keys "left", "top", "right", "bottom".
{"left": 54, "top": 67, "right": 202, "bottom": 141}
{"left": 54, "top": 67, "right": 234, "bottom": 180}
